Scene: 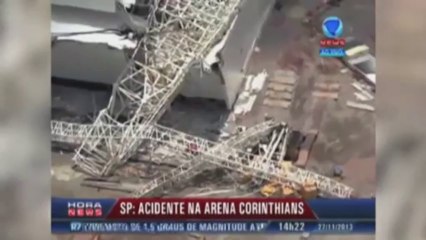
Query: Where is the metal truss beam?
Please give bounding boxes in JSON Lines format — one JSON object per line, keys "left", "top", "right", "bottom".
{"left": 72, "top": 0, "right": 242, "bottom": 177}
{"left": 131, "top": 120, "right": 280, "bottom": 197}
{"left": 51, "top": 120, "right": 354, "bottom": 198}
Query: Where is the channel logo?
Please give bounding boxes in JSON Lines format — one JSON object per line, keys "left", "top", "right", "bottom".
{"left": 67, "top": 201, "right": 103, "bottom": 217}
{"left": 322, "top": 16, "right": 343, "bottom": 38}
{"left": 320, "top": 16, "right": 345, "bottom": 58}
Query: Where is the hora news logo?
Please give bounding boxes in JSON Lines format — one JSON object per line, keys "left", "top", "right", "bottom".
{"left": 320, "top": 16, "right": 345, "bottom": 58}
{"left": 67, "top": 201, "right": 103, "bottom": 217}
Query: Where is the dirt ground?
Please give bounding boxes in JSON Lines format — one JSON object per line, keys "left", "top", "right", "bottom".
{"left": 240, "top": 0, "right": 375, "bottom": 197}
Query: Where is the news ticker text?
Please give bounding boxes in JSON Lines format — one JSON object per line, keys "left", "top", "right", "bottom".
{"left": 52, "top": 220, "right": 374, "bottom": 234}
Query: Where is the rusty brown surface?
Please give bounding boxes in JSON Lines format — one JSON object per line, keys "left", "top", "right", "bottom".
{"left": 295, "top": 130, "right": 318, "bottom": 168}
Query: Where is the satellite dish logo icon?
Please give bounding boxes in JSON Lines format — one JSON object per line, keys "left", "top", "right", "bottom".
{"left": 322, "top": 16, "right": 343, "bottom": 38}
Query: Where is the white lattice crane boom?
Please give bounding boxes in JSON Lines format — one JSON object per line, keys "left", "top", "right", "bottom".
{"left": 73, "top": 0, "right": 242, "bottom": 176}
{"left": 50, "top": 0, "right": 355, "bottom": 199}
{"left": 131, "top": 120, "right": 280, "bottom": 197}
{"left": 51, "top": 120, "right": 354, "bottom": 198}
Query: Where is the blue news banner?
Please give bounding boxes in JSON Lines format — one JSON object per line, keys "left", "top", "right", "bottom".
{"left": 52, "top": 221, "right": 374, "bottom": 234}
{"left": 52, "top": 198, "right": 375, "bottom": 234}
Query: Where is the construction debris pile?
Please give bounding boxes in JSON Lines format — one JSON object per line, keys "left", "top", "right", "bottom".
{"left": 234, "top": 70, "right": 268, "bottom": 115}
{"left": 260, "top": 171, "right": 319, "bottom": 199}
{"left": 242, "top": 123, "right": 289, "bottom": 164}
{"left": 347, "top": 81, "right": 375, "bottom": 112}
{"left": 52, "top": 120, "right": 325, "bottom": 199}
{"left": 249, "top": 126, "right": 321, "bottom": 199}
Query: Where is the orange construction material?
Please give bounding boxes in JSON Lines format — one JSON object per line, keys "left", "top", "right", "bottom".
{"left": 282, "top": 183, "right": 296, "bottom": 197}
{"left": 260, "top": 182, "right": 280, "bottom": 197}
{"left": 300, "top": 180, "right": 318, "bottom": 199}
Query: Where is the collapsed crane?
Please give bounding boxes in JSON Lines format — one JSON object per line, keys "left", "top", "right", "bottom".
{"left": 131, "top": 120, "right": 280, "bottom": 197}
{"left": 51, "top": 120, "right": 354, "bottom": 198}
{"left": 50, "top": 0, "right": 355, "bottom": 199}
{"left": 73, "top": 0, "right": 242, "bottom": 177}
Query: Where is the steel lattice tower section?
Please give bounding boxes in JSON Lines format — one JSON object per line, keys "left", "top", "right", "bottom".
{"left": 51, "top": 120, "right": 354, "bottom": 198}
{"left": 72, "top": 0, "right": 242, "bottom": 177}
{"left": 132, "top": 120, "right": 280, "bottom": 197}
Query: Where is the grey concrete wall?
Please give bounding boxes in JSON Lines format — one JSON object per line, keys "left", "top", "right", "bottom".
{"left": 180, "top": 66, "right": 226, "bottom": 102}
{"left": 52, "top": 41, "right": 127, "bottom": 85}
{"left": 51, "top": 5, "right": 128, "bottom": 85}
{"left": 52, "top": 84, "right": 111, "bottom": 117}
{"left": 220, "top": 0, "right": 274, "bottom": 108}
